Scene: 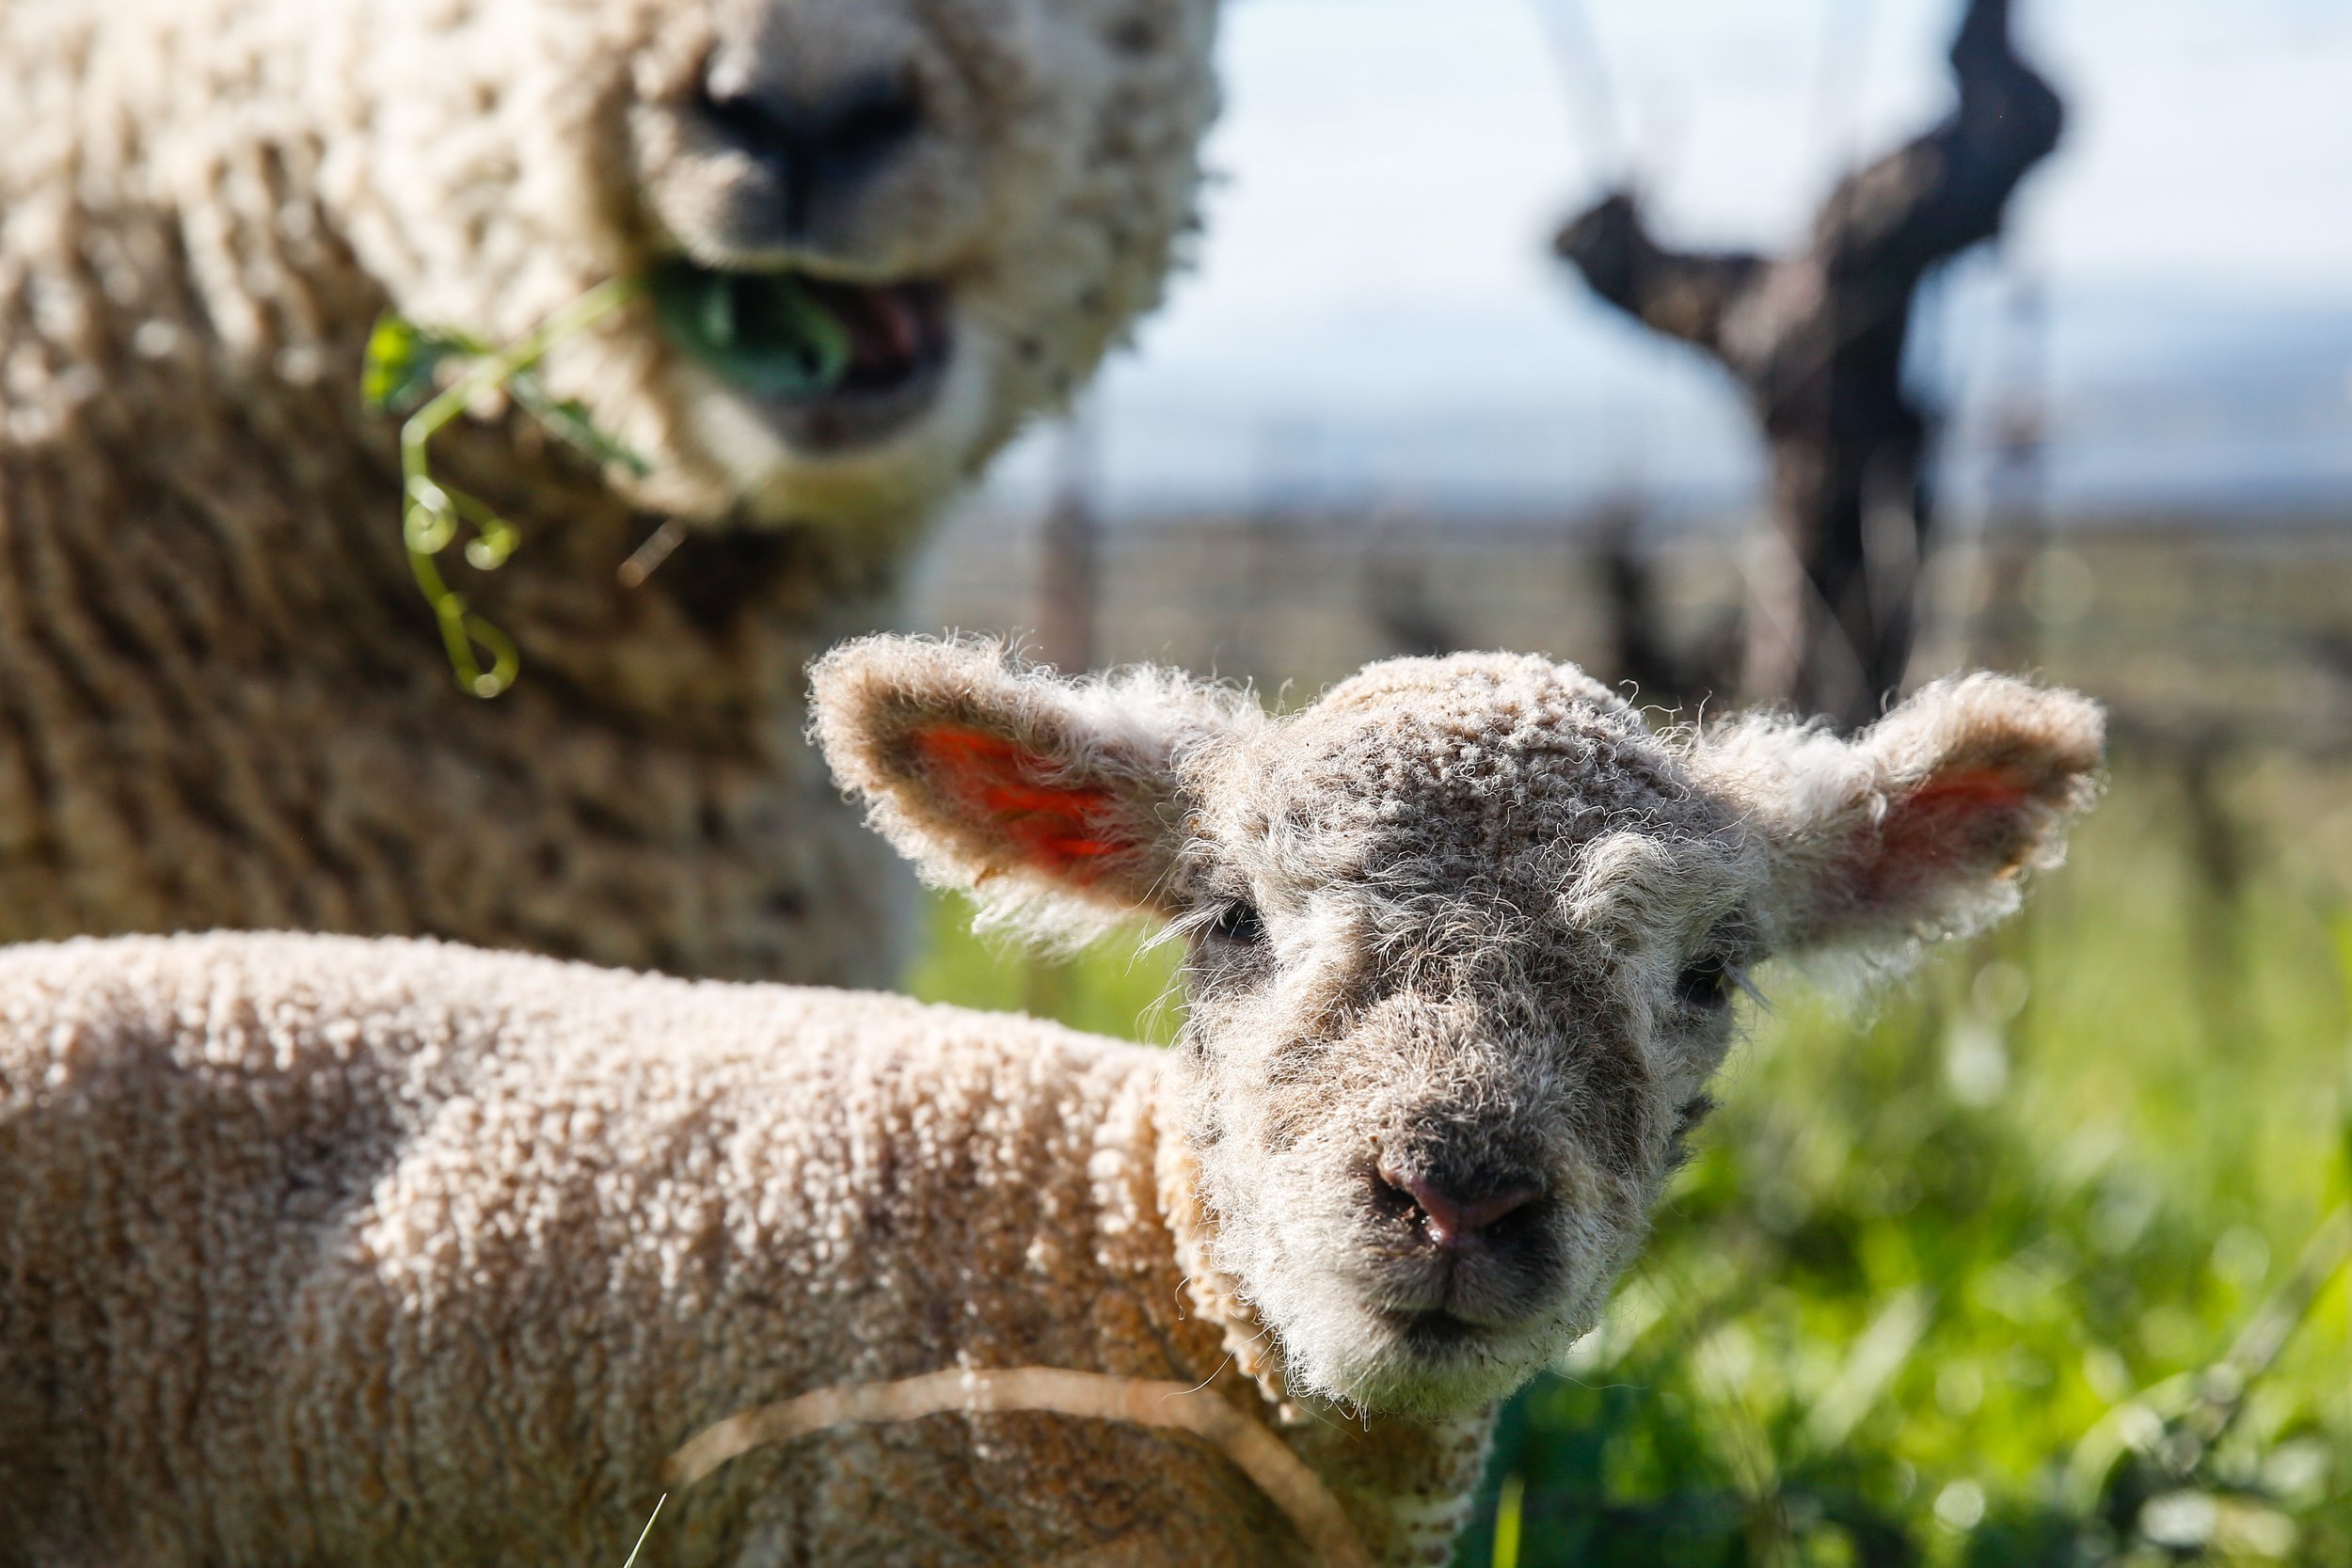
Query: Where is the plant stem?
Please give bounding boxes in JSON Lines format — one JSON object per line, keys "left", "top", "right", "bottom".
{"left": 397, "top": 277, "right": 644, "bottom": 696}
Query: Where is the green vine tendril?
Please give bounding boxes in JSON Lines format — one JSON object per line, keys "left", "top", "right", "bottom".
{"left": 363, "top": 277, "right": 648, "bottom": 698}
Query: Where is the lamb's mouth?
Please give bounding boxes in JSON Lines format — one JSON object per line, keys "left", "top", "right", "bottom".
{"left": 649, "top": 258, "right": 951, "bottom": 452}
{"left": 1359, "top": 1301, "right": 1527, "bottom": 1365}
{"left": 1393, "top": 1309, "right": 1486, "bottom": 1354}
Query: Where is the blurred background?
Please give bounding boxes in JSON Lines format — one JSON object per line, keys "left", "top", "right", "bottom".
{"left": 902, "top": 0, "right": 2352, "bottom": 1563}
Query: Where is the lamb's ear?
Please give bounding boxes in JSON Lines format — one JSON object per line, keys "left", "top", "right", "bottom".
{"left": 1692, "top": 674, "right": 2104, "bottom": 966}
{"left": 809, "top": 635, "right": 1245, "bottom": 942}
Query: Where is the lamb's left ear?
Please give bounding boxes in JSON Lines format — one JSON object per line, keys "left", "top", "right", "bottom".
{"left": 809, "top": 635, "right": 1248, "bottom": 942}
{"left": 1691, "top": 673, "right": 2105, "bottom": 963}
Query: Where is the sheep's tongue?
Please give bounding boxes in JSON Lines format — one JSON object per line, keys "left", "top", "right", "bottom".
{"left": 801, "top": 277, "right": 944, "bottom": 388}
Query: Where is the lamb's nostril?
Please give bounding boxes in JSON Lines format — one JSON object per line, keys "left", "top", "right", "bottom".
{"left": 1375, "top": 1161, "right": 1542, "bottom": 1251}
{"left": 697, "top": 69, "right": 922, "bottom": 223}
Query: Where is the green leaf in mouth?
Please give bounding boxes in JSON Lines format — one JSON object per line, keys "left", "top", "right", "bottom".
{"left": 648, "top": 261, "right": 856, "bottom": 400}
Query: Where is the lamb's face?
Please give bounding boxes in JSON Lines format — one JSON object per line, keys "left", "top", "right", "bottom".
{"left": 1168, "top": 657, "right": 1756, "bottom": 1412}
{"left": 810, "top": 637, "right": 2104, "bottom": 1418}
{"left": 342, "top": 0, "right": 1217, "bottom": 526}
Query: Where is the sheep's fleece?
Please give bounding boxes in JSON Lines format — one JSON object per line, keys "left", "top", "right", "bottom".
{"left": 0, "top": 0, "right": 1216, "bottom": 984}
{"left": 0, "top": 934, "right": 1336, "bottom": 1567}
{"left": 0, "top": 642, "right": 2103, "bottom": 1567}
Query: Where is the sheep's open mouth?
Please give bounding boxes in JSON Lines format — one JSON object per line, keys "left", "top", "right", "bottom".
{"left": 649, "top": 259, "right": 950, "bottom": 451}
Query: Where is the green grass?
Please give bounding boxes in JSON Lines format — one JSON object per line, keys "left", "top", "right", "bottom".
{"left": 902, "top": 766, "right": 2352, "bottom": 1567}
{"left": 904, "top": 903, "right": 1187, "bottom": 1046}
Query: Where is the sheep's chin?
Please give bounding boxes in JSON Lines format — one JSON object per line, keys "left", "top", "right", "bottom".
{"left": 1232, "top": 1236, "right": 1583, "bottom": 1415}
{"left": 1278, "top": 1299, "right": 1568, "bottom": 1417}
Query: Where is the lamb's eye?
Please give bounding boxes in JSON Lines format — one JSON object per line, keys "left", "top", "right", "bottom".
{"left": 1207, "top": 900, "right": 1266, "bottom": 946}
{"left": 1674, "top": 953, "right": 1733, "bottom": 1010}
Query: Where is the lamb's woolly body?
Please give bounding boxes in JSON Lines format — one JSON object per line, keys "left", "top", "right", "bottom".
{"left": 0, "top": 933, "right": 1484, "bottom": 1567}
{"left": 0, "top": 0, "right": 1217, "bottom": 983}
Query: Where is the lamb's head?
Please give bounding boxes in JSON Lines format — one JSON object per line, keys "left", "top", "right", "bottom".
{"left": 335, "top": 0, "right": 1218, "bottom": 526}
{"left": 812, "top": 638, "right": 2103, "bottom": 1415}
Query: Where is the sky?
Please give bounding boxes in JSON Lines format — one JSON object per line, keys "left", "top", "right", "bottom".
{"left": 979, "top": 0, "right": 2352, "bottom": 521}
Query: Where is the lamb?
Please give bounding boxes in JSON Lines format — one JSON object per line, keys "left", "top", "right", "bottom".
{"left": 0, "top": 637, "right": 2103, "bottom": 1566}
{"left": 0, "top": 0, "right": 1218, "bottom": 986}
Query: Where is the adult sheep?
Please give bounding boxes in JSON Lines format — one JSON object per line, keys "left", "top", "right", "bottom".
{"left": 0, "top": 638, "right": 2104, "bottom": 1566}
{"left": 0, "top": 0, "right": 1216, "bottom": 984}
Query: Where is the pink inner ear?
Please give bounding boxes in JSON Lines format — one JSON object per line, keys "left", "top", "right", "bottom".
{"left": 1867, "top": 764, "right": 2042, "bottom": 898}
{"left": 910, "top": 725, "right": 1127, "bottom": 879}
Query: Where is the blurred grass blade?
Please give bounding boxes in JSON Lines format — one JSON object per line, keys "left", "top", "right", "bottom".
{"left": 1491, "top": 1473, "right": 1525, "bottom": 1568}
{"left": 1801, "top": 1288, "right": 1931, "bottom": 1457}
{"left": 2217, "top": 1202, "right": 2352, "bottom": 1394}
{"left": 618, "top": 1494, "right": 664, "bottom": 1568}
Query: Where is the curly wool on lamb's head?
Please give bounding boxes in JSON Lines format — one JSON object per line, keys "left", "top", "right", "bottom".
{"left": 318, "top": 0, "right": 1216, "bottom": 526}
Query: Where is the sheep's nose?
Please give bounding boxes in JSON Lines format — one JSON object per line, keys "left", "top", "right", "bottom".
{"left": 698, "top": 68, "right": 922, "bottom": 225}
{"left": 1376, "top": 1160, "right": 1541, "bottom": 1252}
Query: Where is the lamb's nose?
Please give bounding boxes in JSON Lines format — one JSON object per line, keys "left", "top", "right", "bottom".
{"left": 698, "top": 68, "right": 922, "bottom": 223}
{"left": 1376, "top": 1161, "right": 1541, "bottom": 1252}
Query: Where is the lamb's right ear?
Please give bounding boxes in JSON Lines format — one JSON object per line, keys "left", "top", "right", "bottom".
{"left": 809, "top": 636, "right": 1245, "bottom": 941}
